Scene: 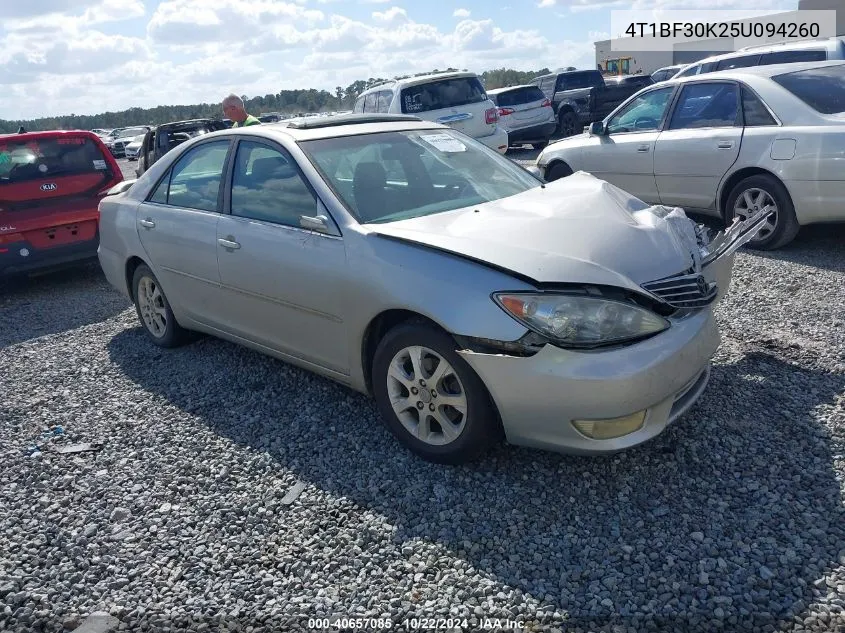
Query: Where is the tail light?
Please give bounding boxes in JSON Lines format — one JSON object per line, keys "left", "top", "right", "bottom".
{"left": 485, "top": 108, "right": 499, "bottom": 124}
{"left": 497, "top": 107, "right": 515, "bottom": 116}
{"left": 541, "top": 99, "right": 551, "bottom": 108}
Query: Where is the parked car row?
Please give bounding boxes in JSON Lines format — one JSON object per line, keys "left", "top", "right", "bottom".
{"left": 537, "top": 61, "right": 845, "bottom": 250}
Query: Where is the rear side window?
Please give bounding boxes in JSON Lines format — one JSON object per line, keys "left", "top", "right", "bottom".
{"left": 0, "top": 136, "right": 111, "bottom": 184}
{"left": 741, "top": 86, "right": 777, "bottom": 126}
{"left": 400, "top": 77, "right": 486, "bottom": 113}
{"left": 715, "top": 54, "right": 760, "bottom": 71}
{"left": 760, "top": 49, "right": 826, "bottom": 65}
{"left": 557, "top": 72, "right": 602, "bottom": 91}
{"left": 669, "top": 82, "right": 739, "bottom": 129}
{"left": 773, "top": 65, "right": 845, "bottom": 114}
{"left": 494, "top": 87, "right": 547, "bottom": 107}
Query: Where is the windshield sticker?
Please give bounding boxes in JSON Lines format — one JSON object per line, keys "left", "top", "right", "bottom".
{"left": 420, "top": 133, "right": 467, "bottom": 153}
{"left": 38, "top": 164, "right": 48, "bottom": 173}
{"left": 93, "top": 160, "right": 107, "bottom": 170}
{"left": 0, "top": 152, "right": 9, "bottom": 165}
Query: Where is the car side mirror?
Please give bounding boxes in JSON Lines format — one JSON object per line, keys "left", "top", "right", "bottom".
{"left": 588, "top": 121, "right": 605, "bottom": 136}
{"left": 300, "top": 214, "right": 331, "bottom": 233}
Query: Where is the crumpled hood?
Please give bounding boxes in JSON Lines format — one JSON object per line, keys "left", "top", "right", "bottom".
{"left": 368, "top": 172, "right": 698, "bottom": 291}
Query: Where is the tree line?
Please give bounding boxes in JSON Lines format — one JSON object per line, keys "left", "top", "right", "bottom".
{"left": 0, "top": 67, "right": 552, "bottom": 134}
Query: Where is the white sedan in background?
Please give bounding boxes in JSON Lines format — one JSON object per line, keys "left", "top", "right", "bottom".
{"left": 537, "top": 61, "right": 845, "bottom": 250}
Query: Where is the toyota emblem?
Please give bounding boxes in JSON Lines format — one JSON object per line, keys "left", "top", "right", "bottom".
{"left": 40, "top": 183, "right": 57, "bottom": 192}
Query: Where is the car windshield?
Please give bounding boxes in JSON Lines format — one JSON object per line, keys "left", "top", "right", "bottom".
{"left": 300, "top": 129, "right": 541, "bottom": 224}
{"left": 0, "top": 136, "right": 110, "bottom": 183}
{"left": 773, "top": 64, "right": 845, "bottom": 114}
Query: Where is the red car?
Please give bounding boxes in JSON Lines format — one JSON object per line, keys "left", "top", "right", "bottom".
{"left": 0, "top": 130, "right": 124, "bottom": 277}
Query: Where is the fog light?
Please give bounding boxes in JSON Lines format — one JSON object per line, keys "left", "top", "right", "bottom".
{"left": 571, "top": 411, "right": 647, "bottom": 440}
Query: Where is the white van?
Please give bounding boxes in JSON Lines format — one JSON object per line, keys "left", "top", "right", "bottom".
{"left": 674, "top": 36, "right": 845, "bottom": 79}
{"left": 353, "top": 72, "right": 509, "bottom": 154}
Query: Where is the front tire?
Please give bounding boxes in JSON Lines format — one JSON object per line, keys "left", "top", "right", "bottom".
{"left": 131, "top": 264, "right": 189, "bottom": 348}
{"left": 372, "top": 323, "right": 501, "bottom": 464}
{"left": 545, "top": 161, "right": 573, "bottom": 182}
{"left": 726, "top": 174, "right": 799, "bottom": 250}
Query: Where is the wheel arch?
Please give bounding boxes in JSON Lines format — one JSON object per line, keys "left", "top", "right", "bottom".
{"left": 718, "top": 167, "right": 795, "bottom": 222}
{"left": 125, "top": 255, "right": 149, "bottom": 301}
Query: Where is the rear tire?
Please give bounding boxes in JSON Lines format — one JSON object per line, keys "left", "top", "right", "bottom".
{"left": 372, "top": 323, "right": 501, "bottom": 464}
{"left": 131, "top": 264, "right": 190, "bottom": 348}
{"left": 725, "top": 174, "right": 799, "bottom": 250}
{"left": 545, "top": 161, "right": 573, "bottom": 182}
{"left": 557, "top": 110, "right": 578, "bottom": 137}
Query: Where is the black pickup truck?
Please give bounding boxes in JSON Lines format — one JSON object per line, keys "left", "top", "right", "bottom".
{"left": 529, "top": 69, "right": 647, "bottom": 138}
{"left": 134, "top": 118, "right": 229, "bottom": 178}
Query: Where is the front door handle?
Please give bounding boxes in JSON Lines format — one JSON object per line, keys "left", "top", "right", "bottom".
{"left": 717, "top": 141, "right": 734, "bottom": 149}
{"left": 217, "top": 237, "right": 241, "bottom": 250}
{"left": 637, "top": 145, "right": 650, "bottom": 153}
{"left": 138, "top": 218, "right": 155, "bottom": 229}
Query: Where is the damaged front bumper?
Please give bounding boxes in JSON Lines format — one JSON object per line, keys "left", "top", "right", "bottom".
{"left": 455, "top": 204, "right": 774, "bottom": 455}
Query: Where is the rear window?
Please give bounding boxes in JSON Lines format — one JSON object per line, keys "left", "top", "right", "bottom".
{"left": 400, "top": 77, "right": 487, "bottom": 114}
{"left": 493, "top": 87, "right": 547, "bottom": 107}
{"left": 773, "top": 65, "right": 845, "bottom": 114}
{"left": 0, "top": 136, "right": 110, "bottom": 184}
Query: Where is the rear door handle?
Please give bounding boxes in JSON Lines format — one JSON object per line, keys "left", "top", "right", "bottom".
{"left": 717, "top": 141, "right": 734, "bottom": 149}
{"left": 217, "top": 238, "right": 240, "bottom": 250}
{"left": 637, "top": 145, "right": 650, "bottom": 153}
{"left": 138, "top": 218, "right": 155, "bottom": 229}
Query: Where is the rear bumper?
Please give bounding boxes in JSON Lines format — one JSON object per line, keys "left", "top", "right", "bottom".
{"left": 474, "top": 127, "right": 510, "bottom": 154}
{"left": 0, "top": 235, "right": 99, "bottom": 277}
{"left": 506, "top": 121, "right": 557, "bottom": 144}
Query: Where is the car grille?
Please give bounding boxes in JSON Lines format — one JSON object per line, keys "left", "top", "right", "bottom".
{"left": 641, "top": 269, "right": 717, "bottom": 309}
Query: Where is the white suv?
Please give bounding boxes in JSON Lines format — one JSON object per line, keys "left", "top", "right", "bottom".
{"left": 353, "top": 72, "right": 509, "bottom": 154}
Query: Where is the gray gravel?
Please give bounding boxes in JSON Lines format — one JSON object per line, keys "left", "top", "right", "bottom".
{"left": 1, "top": 184, "right": 844, "bottom": 632}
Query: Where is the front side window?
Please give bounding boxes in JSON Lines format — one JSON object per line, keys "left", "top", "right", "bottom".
{"left": 669, "top": 82, "right": 739, "bottom": 129}
{"left": 151, "top": 140, "right": 230, "bottom": 212}
{"left": 300, "top": 129, "right": 540, "bottom": 224}
{"left": 230, "top": 141, "right": 317, "bottom": 227}
{"left": 606, "top": 87, "right": 674, "bottom": 134}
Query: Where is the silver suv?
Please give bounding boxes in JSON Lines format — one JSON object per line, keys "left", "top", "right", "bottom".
{"left": 353, "top": 72, "right": 509, "bottom": 153}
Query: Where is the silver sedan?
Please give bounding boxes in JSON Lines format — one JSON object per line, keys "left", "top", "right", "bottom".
{"left": 537, "top": 60, "right": 845, "bottom": 250}
{"left": 98, "top": 114, "right": 766, "bottom": 464}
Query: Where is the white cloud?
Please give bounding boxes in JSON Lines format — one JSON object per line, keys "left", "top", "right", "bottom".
{"left": 372, "top": 7, "right": 409, "bottom": 24}
{"left": 453, "top": 8, "right": 471, "bottom": 18}
{"left": 0, "top": 0, "right": 603, "bottom": 120}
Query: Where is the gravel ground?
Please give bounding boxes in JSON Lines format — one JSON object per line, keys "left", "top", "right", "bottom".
{"left": 0, "top": 173, "right": 844, "bottom": 633}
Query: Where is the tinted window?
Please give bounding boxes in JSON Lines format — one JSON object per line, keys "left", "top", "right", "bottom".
{"left": 301, "top": 129, "right": 539, "bottom": 224}
{"left": 669, "top": 83, "right": 739, "bottom": 129}
{"left": 0, "top": 136, "right": 111, "bottom": 184}
{"left": 761, "top": 49, "right": 826, "bottom": 65}
{"left": 675, "top": 64, "right": 701, "bottom": 78}
{"left": 364, "top": 93, "right": 378, "bottom": 113}
{"left": 400, "top": 77, "right": 487, "bottom": 113}
{"left": 494, "top": 87, "right": 547, "bottom": 107}
{"left": 606, "top": 87, "right": 674, "bottom": 134}
{"left": 231, "top": 142, "right": 316, "bottom": 227}
{"left": 162, "top": 141, "right": 230, "bottom": 212}
{"left": 557, "top": 72, "right": 602, "bottom": 91}
{"left": 377, "top": 90, "right": 393, "bottom": 113}
{"left": 353, "top": 96, "right": 365, "bottom": 113}
{"left": 741, "top": 86, "right": 777, "bottom": 126}
{"left": 773, "top": 65, "right": 845, "bottom": 114}
{"left": 715, "top": 54, "right": 760, "bottom": 71}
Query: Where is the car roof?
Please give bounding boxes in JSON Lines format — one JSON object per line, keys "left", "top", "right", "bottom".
{"left": 680, "top": 36, "right": 843, "bottom": 69}
{"left": 663, "top": 59, "right": 845, "bottom": 84}
{"left": 0, "top": 129, "right": 103, "bottom": 142}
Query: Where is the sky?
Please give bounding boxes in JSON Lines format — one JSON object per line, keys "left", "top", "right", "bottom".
{"left": 0, "top": 0, "right": 800, "bottom": 120}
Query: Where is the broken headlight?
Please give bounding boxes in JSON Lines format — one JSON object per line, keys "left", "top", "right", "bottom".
{"left": 492, "top": 292, "right": 669, "bottom": 348}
